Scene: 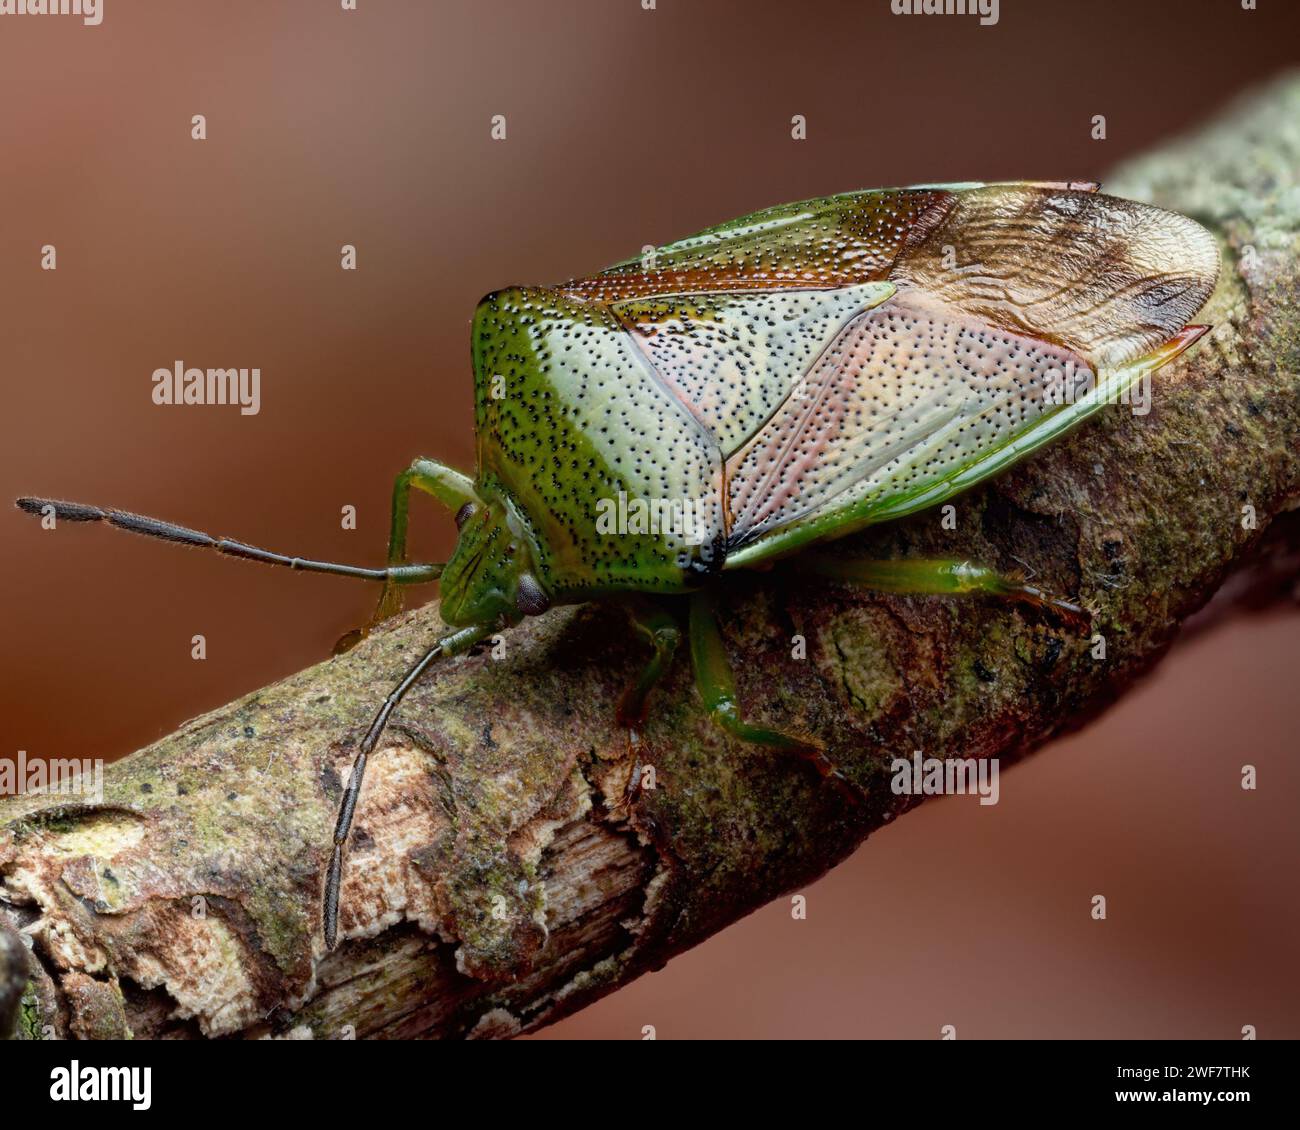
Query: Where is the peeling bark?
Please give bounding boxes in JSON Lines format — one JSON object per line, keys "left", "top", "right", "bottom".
{"left": 3, "top": 74, "right": 1299, "bottom": 1041}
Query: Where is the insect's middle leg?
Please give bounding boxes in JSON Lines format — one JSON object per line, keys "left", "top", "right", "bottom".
{"left": 802, "top": 555, "right": 1090, "bottom": 630}
{"left": 616, "top": 598, "right": 682, "bottom": 730}
{"left": 688, "top": 591, "right": 854, "bottom": 792}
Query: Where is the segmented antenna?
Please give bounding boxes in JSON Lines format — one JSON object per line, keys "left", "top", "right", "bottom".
{"left": 15, "top": 497, "right": 443, "bottom": 584}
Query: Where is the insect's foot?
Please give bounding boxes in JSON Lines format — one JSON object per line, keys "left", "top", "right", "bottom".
{"left": 1049, "top": 598, "right": 1092, "bottom": 634}
{"left": 333, "top": 626, "right": 368, "bottom": 655}
{"left": 1015, "top": 586, "right": 1092, "bottom": 633}
{"left": 615, "top": 693, "right": 649, "bottom": 732}
{"left": 336, "top": 587, "right": 409, "bottom": 655}
{"left": 995, "top": 568, "right": 1090, "bottom": 632}
{"left": 795, "top": 743, "right": 864, "bottom": 806}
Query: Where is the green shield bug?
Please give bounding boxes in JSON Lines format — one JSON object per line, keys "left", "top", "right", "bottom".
{"left": 17, "top": 181, "right": 1218, "bottom": 949}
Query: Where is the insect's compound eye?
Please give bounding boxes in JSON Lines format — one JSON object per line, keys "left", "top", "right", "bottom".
{"left": 454, "top": 502, "right": 477, "bottom": 531}
{"left": 515, "top": 573, "right": 550, "bottom": 616}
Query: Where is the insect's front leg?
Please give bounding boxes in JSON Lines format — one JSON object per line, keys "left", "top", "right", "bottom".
{"left": 687, "top": 591, "right": 856, "bottom": 797}
{"left": 800, "top": 555, "right": 1091, "bottom": 631}
{"left": 335, "top": 457, "right": 477, "bottom": 653}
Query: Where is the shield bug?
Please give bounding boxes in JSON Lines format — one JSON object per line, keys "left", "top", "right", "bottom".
{"left": 17, "top": 181, "right": 1218, "bottom": 948}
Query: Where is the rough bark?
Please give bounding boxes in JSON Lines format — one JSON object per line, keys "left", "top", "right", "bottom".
{"left": 3, "top": 74, "right": 1298, "bottom": 1041}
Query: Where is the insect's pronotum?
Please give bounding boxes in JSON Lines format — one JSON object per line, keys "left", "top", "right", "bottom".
{"left": 17, "top": 181, "right": 1219, "bottom": 950}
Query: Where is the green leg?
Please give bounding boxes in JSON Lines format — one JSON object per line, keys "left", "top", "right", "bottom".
{"left": 802, "top": 555, "right": 1090, "bottom": 630}
{"left": 616, "top": 599, "right": 682, "bottom": 729}
{"left": 373, "top": 458, "right": 478, "bottom": 622}
{"left": 688, "top": 591, "right": 853, "bottom": 791}
{"left": 336, "top": 457, "right": 479, "bottom": 653}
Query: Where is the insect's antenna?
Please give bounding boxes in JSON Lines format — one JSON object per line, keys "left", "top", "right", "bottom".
{"left": 324, "top": 621, "right": 493, "bottom": 950}
{"left": 15, "top": 497, "right": 443, "bottom": 585}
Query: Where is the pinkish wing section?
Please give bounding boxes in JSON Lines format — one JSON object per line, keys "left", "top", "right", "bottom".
{"left": 725, "top": 288, "right": 1095, "bottom": 545}
{"left": 610, "top": 283, "right": 894, "bottom": 459}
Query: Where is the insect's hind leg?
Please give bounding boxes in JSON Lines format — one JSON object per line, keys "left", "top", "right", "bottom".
{"left": 801, "top": 555, "right": 1090, "bottom": 630}
{"left": 687, "top": 591, "right": 855, "bottom": 795}
{"left": 336, "top": 458, "right": 478, "bottom": 653}
{"left": 325, "top": 620, "right": 492, "bottom": 950}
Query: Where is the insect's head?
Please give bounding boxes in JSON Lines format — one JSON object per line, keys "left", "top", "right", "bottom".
{"left": 439, "top": 488, "right": 551, "bottom": 629}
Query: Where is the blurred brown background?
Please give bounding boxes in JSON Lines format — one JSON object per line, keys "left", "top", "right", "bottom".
{"left": 1, "top": 0, "right": 1296, "bottom": 1039}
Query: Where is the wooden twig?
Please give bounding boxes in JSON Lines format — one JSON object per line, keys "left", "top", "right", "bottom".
{"left": 3, "top": 74, "right": 1299, "bottom": 1040}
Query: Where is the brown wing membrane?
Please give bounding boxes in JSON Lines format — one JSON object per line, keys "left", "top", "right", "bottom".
{"left": 891, "top": 185, "right": 1219, "bottom": 369}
